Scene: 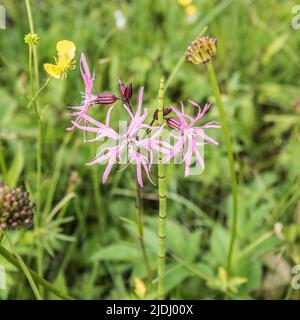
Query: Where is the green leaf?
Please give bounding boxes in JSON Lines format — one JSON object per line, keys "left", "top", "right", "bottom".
{"left": 90, "top": 244, "right": 140, "bottom": 262}
{"left": 6, "top": 143, "right": 24, "bottom": 188}
{"left": 164, "top": 264, "right": 190, "bottom": 294}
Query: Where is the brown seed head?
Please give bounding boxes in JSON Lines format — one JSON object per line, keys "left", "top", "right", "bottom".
{"left": 186, "top": 36, "right": 217, "bottom": 65}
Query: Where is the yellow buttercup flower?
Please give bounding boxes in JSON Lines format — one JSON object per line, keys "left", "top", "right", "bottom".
{"left": 44, "top": 40, "right": 76, "bottom": 79}
{"left": 177, "top": 0, "right": 192, "bottom": 6}
{"left": 185, "top": 4, "right": 197, "bottom": 16}
{"left": 133, "top": 277, "right": 146, "bottom": 298}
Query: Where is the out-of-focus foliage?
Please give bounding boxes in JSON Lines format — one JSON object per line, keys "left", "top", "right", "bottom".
{"left": 0, "top": 0, "right": 299, "bottom": 299}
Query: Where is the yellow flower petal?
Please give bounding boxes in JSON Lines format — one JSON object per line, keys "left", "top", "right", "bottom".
{"left": 185, "top": 4, "right": 197, "bottom": 16}
{"left": 133, "top": 277, "right": 146, "bottom": 297}
{"left": 56, "top": 40, "right": 76, "bottom": 59}
{"left": 178, "top": 0, "right": 192, "bottom": 6}
{"left": 44, "top": 63, "right": 61, "bottom": 78}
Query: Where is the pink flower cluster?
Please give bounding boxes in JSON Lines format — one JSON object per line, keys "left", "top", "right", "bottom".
{"left": 67, "top": 54, "right": 220, "bottom": 187}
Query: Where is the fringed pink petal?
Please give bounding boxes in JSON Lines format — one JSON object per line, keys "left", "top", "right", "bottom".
{"left": 123, "top": 104, "right": 134, "bottom": 119}
{"left": 194, "top": 129, "right": 219, "bottom": 145}
{"left": 200, "top": 121, "right": 221, "bottom": 129}
{"left": 136, "top": 87, "right": 144, "bottom": 118}
{"left": 67, "top": 105, "right": 83, "bottom": 110}
{"left": 70, "top": 121, "right": 99, "bottom": 133}
{"left": 105, "top": 105, "right": 115, "bottom": 126}
{"left": 80, "top": 53, "right": 94, "bottom": 96}
{"left": 194, "top": 147, "right": 205, "bottom": 171}
{"left": 135, "top": 159, "right": 143, "bottom": 188}
{"left": 102, "top": 156, "right": 116, "bottom": 183}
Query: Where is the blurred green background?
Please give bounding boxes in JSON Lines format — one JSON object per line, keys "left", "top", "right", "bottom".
{"left": 0, "top": 0, "right": 299, "bottom": 299}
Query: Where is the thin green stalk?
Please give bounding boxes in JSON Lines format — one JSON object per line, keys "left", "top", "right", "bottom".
{"left": 157, "top": 77, "right": 167, "bottom": 299}
{"left": 4, "top": 233, "right": 42, "bottom": 300}
{"left": 164, "top": 27, "right": 208, "bottom": 92}
{"left": 43, "top": 133, "right": 72, "bottom": 216}
{"left": 0, "top": 140, "right": 7, "bottom": 179}
{"left": 27, "top": 78, "right": 51, "bottom": 110}
{"left": 36, "top": 119, "right": 44, "bottom": 297}
{"left": 25, "top": 0, "right": 39, "bottom": 90}
{"left": 25, "top": 0, "right": 44, "bottom": 297}
{"left": 206, "top": 62, "right": 238, "bottom": 277}
{"left": 28, "top": 44, "right": 41, "bottom": 121}
{"left": 164, "top": 54, "right": 186, "bottom": 92}
{"left": 135, "top": 179, "right": 152, "bottom": 285}
{"left": 237, "top": 231, "right": 274, "bottom": 260}
{"left": 0, "top": 242, "right": 74, "bottom": 300}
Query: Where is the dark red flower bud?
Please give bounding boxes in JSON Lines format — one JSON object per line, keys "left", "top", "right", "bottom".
{"left": 166, "top": 117, "right": 181, "bottom": 130}
{"left": 153, "top": 107, "right": 173, "bottom": 120}
{"left": 94, "top": 93, "right": 118, "bottom": 105}
{"left": 118, "top": 80, "right": 133, "bottom": 100}
{"left": 124, "top": 82, "right": 133, "bottom": 100}
{"left": 118, "top": 79, "right": 126, "bottom": 97}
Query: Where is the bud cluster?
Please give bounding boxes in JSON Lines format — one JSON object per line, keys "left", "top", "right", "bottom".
{"left": 0, "top": 185, "right": 35, "bottom": 231}
{"left": 24, "top": 33, "right": 39, "bottom": 45}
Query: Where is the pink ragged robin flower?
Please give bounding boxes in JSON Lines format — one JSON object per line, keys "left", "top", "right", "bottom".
{"left": 71, "top": 87, "right": 169, "bottom": 187}
{"left": 67, "top": 53, "right": 117, "bottom": 131}
{"left": 163, "top": 100, "right": 220, "bottom": 176}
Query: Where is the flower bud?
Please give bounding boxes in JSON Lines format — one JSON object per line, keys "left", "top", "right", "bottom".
{"left": 118, "top": 80, "right": 133, "bottom": 100}
{"left": 24, "top": 33, "right": 39, "bottom": 45}
{"left": 94, "top": 93, "right": 118, "bottom": 105}
{"left": 124, "top": 82, "right": 133, "bottom": 100}
{"left": 166, "top": 117, "right": 181, "bottom": 130}
{"left": 153, "top": 107, "right": 173, "bottom": 120}
{"left": 186, "top": 36, "right": 217, "bottom": 65}
{"left": 118, "top": 79, "right": 126, "bottom": 97}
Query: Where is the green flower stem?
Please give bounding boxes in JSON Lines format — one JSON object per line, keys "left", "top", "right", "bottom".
{"left": 164, "top": 27, "right": 208, "bottom": 92}
{"left": 36, "top": 118, "right": 44, "bottom": 297}
{"left": 26, "top": 78, "right": 51, "bottom": 110}
{"left": 0, "top": 139, "right": 7, "bottom": 179}
{"left": 157, "top": 77, "right": 167, "bottom": 299}
{"left": 206, "top": 62, "right": 238, "bottom": 276}
{"left": 4, "top": 233, "right": 42, "bottom": 300}
{"left": 25, "top": 0, "right": 39, "bottom": 90}
{"left": 164, "top": 54, "right": 186, "bottom": 92}
{"left": 0, "top": 242, "right": 74, "bottom": 300}
{"left": 28, "top": 44, "right": 41, "bottom": 121}
{"left": 135, "top": 179, "right": 152, "bottom": 284}
{"left": 25, "top": 0, "right": 45, "bottom": 297}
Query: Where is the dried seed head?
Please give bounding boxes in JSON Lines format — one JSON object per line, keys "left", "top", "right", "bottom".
{"left": 0, "top": 184, "right": 35, "bottom": 231}
{"left": 186, "top": 36, "right": 217, "bottom": 65}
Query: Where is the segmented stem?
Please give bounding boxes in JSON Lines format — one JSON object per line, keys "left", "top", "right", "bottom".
{"left": 157, "top": 77, "right": 167, "bottom": 299}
